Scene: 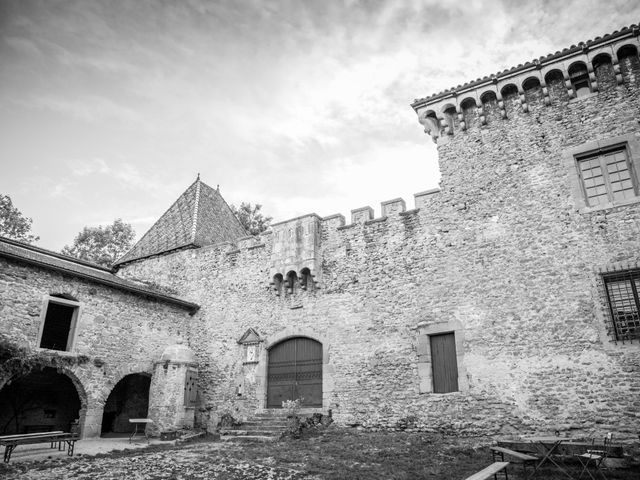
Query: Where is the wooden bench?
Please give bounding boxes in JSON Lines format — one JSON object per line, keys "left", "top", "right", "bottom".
{"left": 490, "top": 446, "right": 538, "bottom": 478}
{"left": 0, "top": 431, "right": 79, "bottom": 463}
{"left": 464, "top": 461, "right": 509, "bottom": 480}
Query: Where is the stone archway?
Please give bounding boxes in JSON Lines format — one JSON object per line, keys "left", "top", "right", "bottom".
{"left": 0, "top": 367, "right": 87, "bottom": 435}
{"left": 101, "top": 373, "right": 151, "bottom": 435}
{"left": 256, "top": 327, "right": 334, "bottom": 411}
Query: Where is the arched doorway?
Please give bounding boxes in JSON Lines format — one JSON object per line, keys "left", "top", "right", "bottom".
{"left": 101, "top": 374, "right": 151, "bottom": 435}
{"left": 267, "top": 337, "right": 322, "bottom": 408}
{"left": 0, "top": 367, "right": 82, "bottom": 434}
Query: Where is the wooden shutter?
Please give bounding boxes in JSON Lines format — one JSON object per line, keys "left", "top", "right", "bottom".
{"left": 430, "top": 332, "right": 459, "bottom": 393}
{"left": 184, "top": 370, "right": 197, "bottom": 406}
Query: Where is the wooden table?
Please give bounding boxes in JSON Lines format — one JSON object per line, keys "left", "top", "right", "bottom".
{"left": 128, "top": 418, "right": 153, "bottom": 443}
{"left": 523, "top": 436, "right": 575, "bottom": 479}
{"left": 0, "top": 431, "right": 78, "bottom": 463}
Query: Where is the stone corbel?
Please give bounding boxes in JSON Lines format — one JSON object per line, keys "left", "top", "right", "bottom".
{"left": 456, "top": 105, "right": 466, "bottom": 131}
{"left": 494, "top": 82, "right": 507, "bottom": 119}
{"left": 417, "top": 111, "right": 441, "bottom": 143}
{"left": 612, "top": 54, "right": 624, "bottom": 85}
{"left": 564, "top": 71, "right": 576, "bottom": 98}
{"left": 588, "top": 64, "right": 598, "bottom": 92}
{"left": 437, "top": 115, "right": 450, "bottom": 136}
{"left": 477, "top": 104, "right": 486, "bottom": 126}
{"left": 517, "top": 86, "right": 528, "bottom": 113}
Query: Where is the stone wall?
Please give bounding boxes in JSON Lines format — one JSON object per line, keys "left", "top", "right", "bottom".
{"left": 118, "top": 55, "right": 640, "bottom": 439}
{"left": 0, "top": 256, "right": 192, "bottom": 437}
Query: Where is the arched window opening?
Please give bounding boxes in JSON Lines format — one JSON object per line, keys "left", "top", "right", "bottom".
{"left": 544, "top": 69, "right": 564, "bottom": 85}
{"left": 0, "top": 367, "right": 82, "bottom": 435}
{"left": 617, "top": 44, "right": 639, "bottom": 61}
{"left": 460, "top": 97, "right": 477, "bottom": 110}
{"left": 442, "top": 105, "right": 457, "bottom": 133}
{"left": 592, "top": 53, "right": 614, "bottom": 88}
{"left": 522, "top": 77, "right": 540, "bottom": 91}
{"left": 300, "top": 268, "right": 314, "bottom": 291}
{"left": 267, "top": 337, "right": 322, "bottom": 408}
{"left": 419, "top": 110, "right": 440, "bottom": 139}
{"left": 286, "top": 271, "right": 298, "bottom": 295}
{"left": 479, "top": 92, "right": 498, "bottom": 121}
{"left": 460, "top": 97, "right": 477, "bottom": 126}
{"left": 522, "top": 77, "right": 542, "bottom": 103}
{"left": 101, "top": 374, "right": 151, "bottom": 436}
{"left": 522, "top": 77, "right": 540, "bottom": 92}
{"left": 480, "top": 91, "right": 497, "bottom": 104}
{"left": 617, "top": 44, "right": 640, "bottom": 77}
{"left": 568, "top": 62, "right": 591, "bottom": 97}
{"left": 500, "top": 84, "right": 518, "bottom": 98}
{"left": 273, "top": 273, "right": 284, "bottom": 296}
{"left": 544, "top": 69, "right": 566, "bottom": 99}
{"left": 593, "top": 53, "right": 613, "bottom": 70}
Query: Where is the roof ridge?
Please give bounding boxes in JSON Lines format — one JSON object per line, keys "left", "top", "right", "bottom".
{"left": 191, "top": 177, "right": 201, "bottom": 244}
{"left": 411, "top": 23, "right": 640, "bottom": 107}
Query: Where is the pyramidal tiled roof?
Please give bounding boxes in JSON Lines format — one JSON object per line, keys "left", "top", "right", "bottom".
{"left": 115, "top": 177, "right": 247, "bottom": 265}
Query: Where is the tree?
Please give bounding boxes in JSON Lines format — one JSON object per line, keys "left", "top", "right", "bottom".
{"left": 0, "top": 194, "right": 39, "bottom": 244}
{"left": 230, "top": 202, "right": 272, "bottom": 236}
{"left": 61, "top": 218, "right": 135, "bottom": 267}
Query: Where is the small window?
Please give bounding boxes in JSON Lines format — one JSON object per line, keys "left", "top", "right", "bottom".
{"left": 603, "top": 269, "right": 640, "bottom": 341}
{"left": 430, "top": 332, "right": 459, "bottom": 393}
{"left": 38, "top": 296, "right": 80, "bottom": 351}
{"left": 576, "top": 146, "right": 638, "bottom": 207}
{"left": 184, "top": 369, "right": 197, "bottom": 407}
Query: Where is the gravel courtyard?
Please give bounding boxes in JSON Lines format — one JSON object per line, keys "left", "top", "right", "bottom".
{"left": 1, "top": 430, "right": 639, "bottom": 480}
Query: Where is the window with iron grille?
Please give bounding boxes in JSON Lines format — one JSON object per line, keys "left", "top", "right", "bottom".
{"left": 577, "top": 146, "right": 638, "bottom": 207}
{"left": 603, "top": 269, "right": 640, "bottom": 341}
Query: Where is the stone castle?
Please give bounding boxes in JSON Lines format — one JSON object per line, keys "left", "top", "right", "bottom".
{"left": 1, "top": 25, "right": 639, "bottom": 440}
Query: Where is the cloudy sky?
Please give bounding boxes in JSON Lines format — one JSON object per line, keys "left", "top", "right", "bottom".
{"left": 1, "top": 0, "right": 638, "bottom": 251}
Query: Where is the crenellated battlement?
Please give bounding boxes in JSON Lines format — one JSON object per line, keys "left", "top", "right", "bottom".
{"left": 411, "top": 24, "right": 640, "bottom": 142}
{"left": 178, "top": 188, "right": 444, "bottom": 297}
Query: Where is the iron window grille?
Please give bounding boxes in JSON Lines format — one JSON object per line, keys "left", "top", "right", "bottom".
{"left": 576, "top": 146, "right": 638, "bottom": 207}
{"left": 602, "top": 268, "right": 640, "bottom": 341}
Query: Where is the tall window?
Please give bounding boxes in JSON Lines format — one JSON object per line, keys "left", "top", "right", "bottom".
{"left": 577, "top": 146, "right": 637, "bottom": 207}
{"left": 603, "top": 269, "right": 640, "bottom": 341}
{"left": 38, "top": 295, "right": 80, "bottom": 351}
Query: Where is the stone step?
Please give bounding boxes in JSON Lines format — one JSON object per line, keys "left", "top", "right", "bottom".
{"left": 220, "top": 434, "right": 277, "bottom": 443}
{"left": 253, "top": 411, "right": 289, "bottom": 418}
{"left": 241, "top": 421, "right": 288, "bottom": 427}
{"left": 220, "top": 428, "right": 281, "bottom": 436}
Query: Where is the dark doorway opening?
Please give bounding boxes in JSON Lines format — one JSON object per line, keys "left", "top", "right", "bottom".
{"left": 267, "top": 337, "right": 322, "bottom": 408}
{"left": 0, "top": 367, "right": 82, "bottom": 434}
{"left": 101, "top": 374, "right": 151, "bottom": 435}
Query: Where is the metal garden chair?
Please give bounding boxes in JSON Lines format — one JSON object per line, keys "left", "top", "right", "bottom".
{"left": 574, "top": 432, "right": 613, "bottom": 480}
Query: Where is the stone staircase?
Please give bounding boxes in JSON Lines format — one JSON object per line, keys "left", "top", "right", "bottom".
{"left": 219, "top": 410, "right": 289, "bottom": 442}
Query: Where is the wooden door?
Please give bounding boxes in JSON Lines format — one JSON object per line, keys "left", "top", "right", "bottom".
{"left": 430, "top": 332, "right": 458, "bottom": 393}
{"left": 267, "top": 337, "right": 322, "bottom": 408}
